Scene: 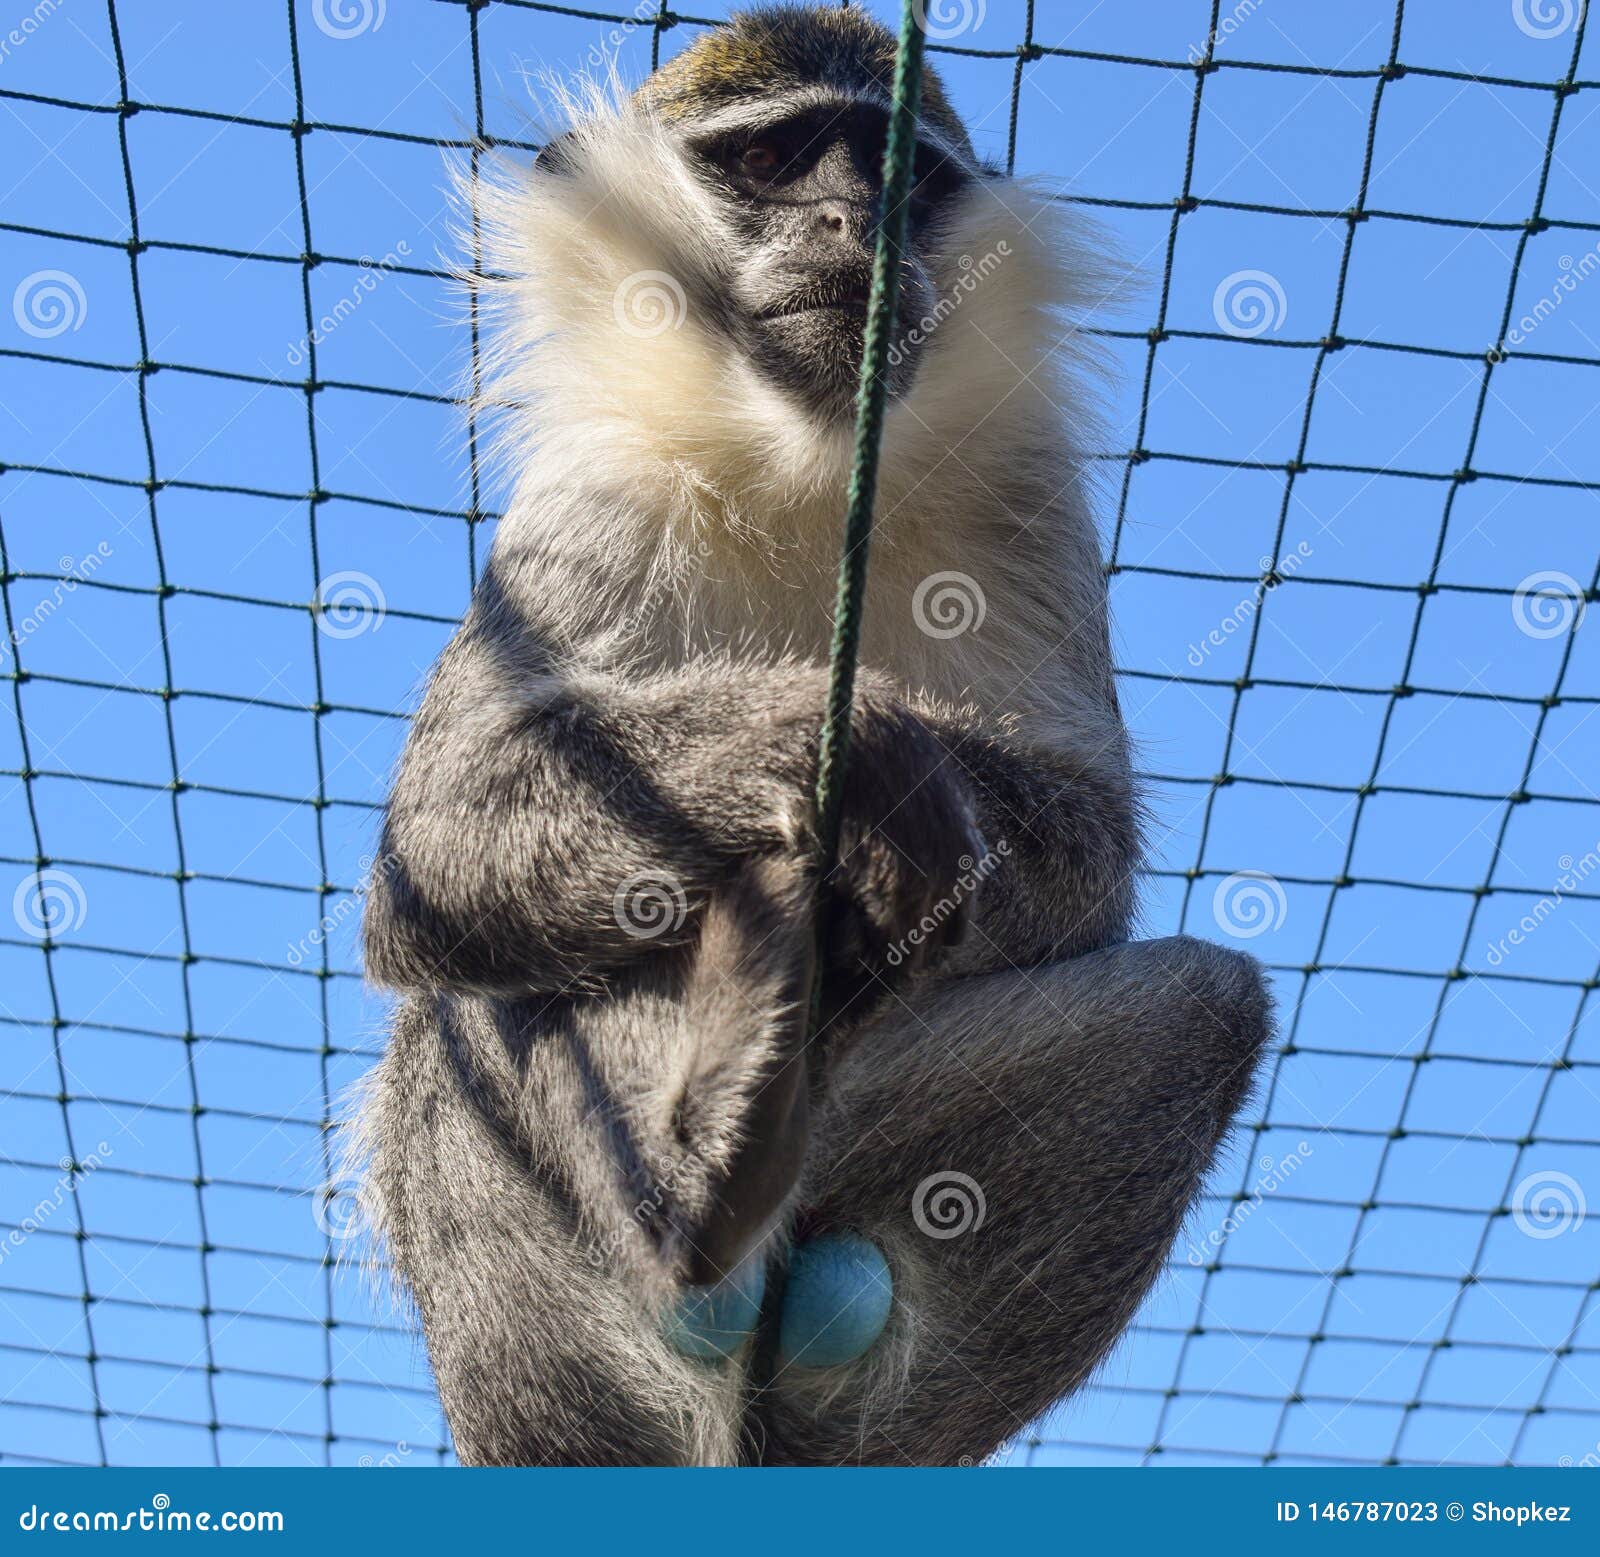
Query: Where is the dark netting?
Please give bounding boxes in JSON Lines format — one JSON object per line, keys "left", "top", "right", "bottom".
{"left": 0, "top": 0, "right": 1597, "bottom": 1468}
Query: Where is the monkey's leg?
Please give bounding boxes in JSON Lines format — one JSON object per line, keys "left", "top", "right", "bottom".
{"left": 748, "top": 935, "right": 1272, "bottom": 1466}
{"left": 360, "top": 996, "right": 750, "bottom": 1467}
{"left": 360, "top": 859, "right": 818, "bottom": 1467}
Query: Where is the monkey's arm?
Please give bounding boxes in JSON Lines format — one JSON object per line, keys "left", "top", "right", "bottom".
{"left": 915, "top": 701, "right": 1142, "bottom": 972}
{"left": 364, "top": 628, "right": 974, "bottom": 999}
{"left": 365, "top": 642, "right": 808, "bottom": 995}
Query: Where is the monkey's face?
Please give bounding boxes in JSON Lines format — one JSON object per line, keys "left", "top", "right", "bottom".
{"left": 687, "top": 103, "right": 969, "bottom": 418}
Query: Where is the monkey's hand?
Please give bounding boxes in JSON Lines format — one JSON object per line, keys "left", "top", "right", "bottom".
{"left": 811, "top": 694, "right": 986, "bottom": 1031}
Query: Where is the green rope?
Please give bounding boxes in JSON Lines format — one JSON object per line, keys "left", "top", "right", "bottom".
{"left": 809, "top": 0, "right": 928, "bottom": 1030}
{"left": 742, "top": 2, "right": 927, "bottom": 1425}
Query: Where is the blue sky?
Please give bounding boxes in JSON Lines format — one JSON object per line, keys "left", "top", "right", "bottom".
{"left": 1, "top": 0, "right": 1598, "bottom": 1468}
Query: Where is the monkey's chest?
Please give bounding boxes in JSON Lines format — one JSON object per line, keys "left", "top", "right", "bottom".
{"left": 642, "top": 562, "right": 1032, "bottom": 712}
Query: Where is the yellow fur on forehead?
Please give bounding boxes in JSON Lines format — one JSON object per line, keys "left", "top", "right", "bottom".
{"left": 637, "top": 6, "right": 974, "bottom": 163}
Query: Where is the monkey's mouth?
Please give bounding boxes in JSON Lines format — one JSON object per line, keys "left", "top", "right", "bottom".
{"left": 754, "top": 280, "right": 872, "bottom": 322}
{"left": 744, "top": 270, "right": 929, "bottom": 416}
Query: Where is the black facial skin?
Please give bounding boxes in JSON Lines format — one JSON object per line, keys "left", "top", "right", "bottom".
{"left": 691, "top": 104, "right": 969, "bottom": 417}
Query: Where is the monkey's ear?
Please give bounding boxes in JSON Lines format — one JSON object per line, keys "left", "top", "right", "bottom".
{"left": 535, "top": 129, "right": 580, "bottom": 176}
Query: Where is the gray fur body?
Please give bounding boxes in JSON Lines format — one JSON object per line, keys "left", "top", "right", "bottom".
{"left": 357, "top": 5, "right": 1272, "bottom": 1466}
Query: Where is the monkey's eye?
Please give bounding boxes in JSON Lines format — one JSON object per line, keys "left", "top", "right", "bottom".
{"left": 739, "top": 141, "right": 781, "bottom": 175}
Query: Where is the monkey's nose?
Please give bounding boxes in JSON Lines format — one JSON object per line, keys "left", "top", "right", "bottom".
{"left": 813, "top": 199, "right": 857, "bottom": 239}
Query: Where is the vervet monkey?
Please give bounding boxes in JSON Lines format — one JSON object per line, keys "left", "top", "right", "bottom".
{"left": 357, "top": 3, "right": 1272, "bottom": 1466}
